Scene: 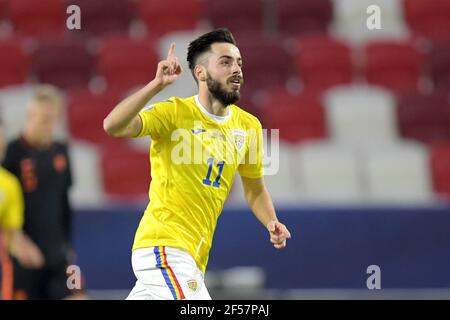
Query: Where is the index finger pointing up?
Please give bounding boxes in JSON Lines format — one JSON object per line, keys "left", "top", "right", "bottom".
{"left": 167, "top": 42, "right": 176, "bottom": 59}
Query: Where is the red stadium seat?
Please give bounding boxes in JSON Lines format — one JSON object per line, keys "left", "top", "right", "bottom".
{"left": 206, "top": 0, "right": 263, "bottom": 36}
{"left": 101, "top": 144, "right": 150, "bottom": 198}
{"left": 236, "top": 34, "right": 292, "bottom": 94}
{"left": 294, "top": 34, "right": 353, "bottom": 91}
{"left": 68, "top": 0, "right": 134, "bottom": 37}
{"left": 397, "top": 93, "right": 450, "bottom": 144}
{"left": 430, "top": 144, "right": 450, "bottom": 198}
{"left": 0, "top": 39, "right": 29, "bottom": 88}
{"left": 364, "top": 41, "right": 423, "bottom": 94}
{"left": 98, "top": 35, "right": 159, "bottom": 92}
{"left": 277, "top": 0, "right": 332, "bottom": 36}
{"left": 67, "top": 89, "right": 123, "bottom": 145}
{"left": 429, "top": 41, "right": 450, "bottom": 94}
{"left": 263, "top": 88, "right": 327, "bottom": 144}
{"left": 31, "top": 39, "right": 94, "bottom": 89}
{"left": 404, "top": 0, "right": 450, "bottom": 41}
{"left": 9, "top": 0, "right": 66, "bottom": 39}
{"left": 0, "top": 0, "right": 8, "bottom": 20}
{"left": 137, "top": 0, "right": 202, "bottom": 36}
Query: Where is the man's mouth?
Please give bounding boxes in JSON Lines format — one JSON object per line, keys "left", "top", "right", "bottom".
{"left": 229, "top": 78, "right": 242, "bottom": 88}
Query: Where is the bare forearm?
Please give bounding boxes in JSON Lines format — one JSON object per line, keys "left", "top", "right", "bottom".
{"left": 103, "top": 79, "right": 164, "bottom": 136}
{"left": 246, "top": 185, "right": 278, "bottom": 227}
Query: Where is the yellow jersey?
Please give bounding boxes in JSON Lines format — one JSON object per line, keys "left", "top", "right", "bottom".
{"left": 132, "top": 95, "right": 264, "bottom": 272}
{"left": 0, "top": 166, "right": 24, "bottom": 231}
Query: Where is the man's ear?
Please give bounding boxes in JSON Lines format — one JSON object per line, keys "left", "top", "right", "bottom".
{"left": 195, "top": 65, "right": 206, "bottom": 82}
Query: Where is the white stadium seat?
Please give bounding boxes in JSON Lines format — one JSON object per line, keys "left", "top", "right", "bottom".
{"left": 323, "top": 84, "right": 398, "bottom": 146}
{"left": 294, "top": 142, "right": 363, "bottom": 203}
{"left": 362, "top": 141, "right": 433, "bottom": 203}
{"left": 331, "top": 0, "right": 410, "bottom": 44}
{"left": 69, "top": 141, "right": 106, "bottom": 207}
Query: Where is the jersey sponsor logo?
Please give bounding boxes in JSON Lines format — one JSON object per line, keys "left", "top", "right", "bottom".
{"left": 53, "top": 154, "right": 67, "bottom": 172}
{"left": 187, "top": 279, "right": 198, "bottom": 292}
{"left": 191, "top": 128, "right": 206, "bottom": 135}
{"left": 233, "top": 129, "right": 246, "bottom": 151}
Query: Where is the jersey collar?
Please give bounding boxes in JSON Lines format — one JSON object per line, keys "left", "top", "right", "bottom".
{"left": 194, "top": 95, "right": 232, "bottom": 124}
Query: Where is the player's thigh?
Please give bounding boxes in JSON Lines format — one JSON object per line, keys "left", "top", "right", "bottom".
{"left": 130, "top": 247, "right": 211, "bottom": 300}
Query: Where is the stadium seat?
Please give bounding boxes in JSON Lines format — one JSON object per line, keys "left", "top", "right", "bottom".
{"left": 397, "top": 93, "right": 450, "bottom": 144}
{"left": 0, "top": 40, "right": 29, "bottom": 88}
{"left": 0, "top": 85, "right": 38, "bottom": 139}
{"left": 98, "top": 35, "right": 159, "bottom": 92}
{"left": 430, "top": 144, "right": 450, "bottom": 198}
{"left": 263, "top": 88, "right": 327, "bottom": 144}
{"left": 31, "top": 39, "right": 94, "bottom": 89}
{"left": 331, "top": 0, "right": 409, "bottom": 44}
{"left": 68, "top": 0, "right": 134, "bottom": 37}
{"left": 364, "top": 40, "right": 424, "bottom": 93}
{"left": 277, "top": 0, "right": 332, "bottom": 36}
{"left": 9, "top": 0, "right": 66, "bottom": 38}
{"left": 363, "top": 141, "right": 433, "bottom": 202}
{"left": 294, "top": 34, "right": 353, "bottom": 91}
{"left": 428, "top": 41, "right": 450, "bottom": 94}
{"left": 67, "top": 89, "right": 123, "bottom": 145}
{"left": 69, "top": 141, "right": 105, "bottom": 206}
{"left": 404, "top": 0, "right": 450, "bottom": 41}
{"left": 0, "top": 0, "right": 8, "bottom": 20}
{"left": 229, "top": 143, "right": 301, "bottom": 205}
{"left": 323, "top": 85, "right": 398, "bottom": 145}
{"left": 206, "top": 0, "right": 263, "bottom": 36}
{"left": 100, "top": 143, "right": 151, "bottom": 198}
{"left": 294, "top": 142, "right": 363, "bottom": 202}
{"left": 137, "top": 0, "right": 202, "bottom": 36}
{"left": 236, "top": 34, "right": 292, "bottom": 94}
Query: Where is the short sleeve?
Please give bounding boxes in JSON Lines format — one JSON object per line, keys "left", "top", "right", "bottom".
{"left": 238, "top": 121, "right": 264, "bottom": 179}
{"left": 135, "top": 99, "right": 175, "bottom": 140}
{"left": 3, "top": 176, "right": 24, "bottom": 230}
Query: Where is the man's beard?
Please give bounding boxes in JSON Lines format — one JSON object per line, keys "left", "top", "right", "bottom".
{"left": 206, "top": 73, "right": 241, "bottom": 107}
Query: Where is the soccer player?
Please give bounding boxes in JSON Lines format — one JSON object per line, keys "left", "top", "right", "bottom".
{"left": 103, "top": 28, "right": 291, "bottom": 300}
{"left": 2, "top": 86, "right": 83, "bottom": 300}
{"left": 0, "top": 117, "right": 44, "bottom": 300}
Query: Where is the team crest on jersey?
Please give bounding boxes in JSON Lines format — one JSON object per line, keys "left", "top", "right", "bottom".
{"left": 187, "top": 280, "right": 198, "bottom": 292}
{"left": 233, "top": 129, "right": 246, "bottom": 151}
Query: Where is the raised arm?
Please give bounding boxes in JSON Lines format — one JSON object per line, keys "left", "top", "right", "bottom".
{"left": 241, "top": 176, "right": 291, "bottom": 249}
{"left": 103, "top": 43, "right": 182, "bottom": 138}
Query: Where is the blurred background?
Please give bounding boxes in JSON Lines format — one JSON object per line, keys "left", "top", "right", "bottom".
{"left": 1, "top": 0, "right": 450, "bottom": 299}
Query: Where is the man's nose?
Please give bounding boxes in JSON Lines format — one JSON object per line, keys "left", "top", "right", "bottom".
{"left": 232, "top": 62, "right": 242, "bottom": 74}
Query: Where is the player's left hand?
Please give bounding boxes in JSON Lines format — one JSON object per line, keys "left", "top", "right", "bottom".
{"left": 266, "top": 220, "right": 291, "bottom": 249}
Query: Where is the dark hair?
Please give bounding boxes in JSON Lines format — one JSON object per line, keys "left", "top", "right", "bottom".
{"left": 187, "top": 28, "right": 237, "bottom": 80}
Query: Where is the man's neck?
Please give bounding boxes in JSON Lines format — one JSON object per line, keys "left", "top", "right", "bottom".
{"left": 22, "top": 129, "right": 51, "bottom": 150}
{"left": 197, "top": 90, "right": 229, "bottom": 117}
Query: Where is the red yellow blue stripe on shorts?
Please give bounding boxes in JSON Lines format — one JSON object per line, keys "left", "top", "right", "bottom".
{"left": 154, "top": 246, "right": 185, "bottom": 300}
